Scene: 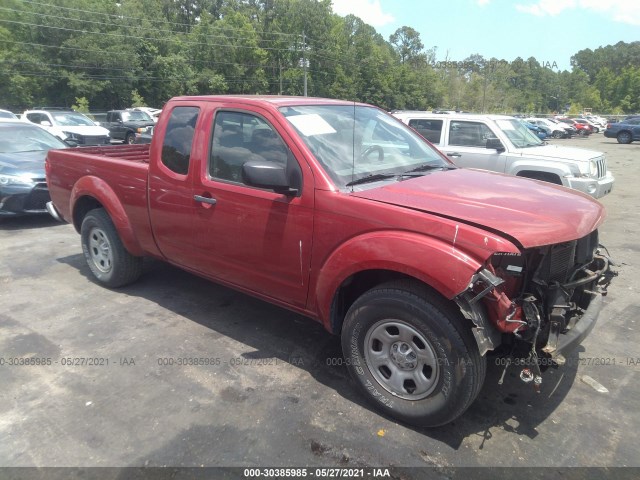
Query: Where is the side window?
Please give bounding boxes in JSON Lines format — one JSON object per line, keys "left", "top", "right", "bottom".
{"left": 449, "top": 121, "right": 496, "bottom": 147}
{"left": 161, "top": 106, "right": 199, "bottom": 175}
{"left": 26, "top": 113, "right": 40, "bottom": 123}
{"left": 210, "top": 111, "right": 297, "bottom": 188}
{"left": 408, "top": 119, "right": 443, "bottom": 144}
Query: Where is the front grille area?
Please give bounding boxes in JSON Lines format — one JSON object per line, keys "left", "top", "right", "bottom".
{"left": 593, "top": 156, "right": 607, "bottom": 179}
{"left": 546, "top": 241, "right": 576, "bottom": 283}
{"left": 531, "top": 230, "right": 598, "bottom": 285}
{"left": 82, "top": 136, "right": 109, "bottom": 145}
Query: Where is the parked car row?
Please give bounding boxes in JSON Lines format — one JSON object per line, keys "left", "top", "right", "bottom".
{"left": 0, "top": 100, "right": 617, "bottom": 218}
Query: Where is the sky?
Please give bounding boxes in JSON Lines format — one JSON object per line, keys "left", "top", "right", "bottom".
{"left": 330, "top": 0, "right": 640, "bottom": 71}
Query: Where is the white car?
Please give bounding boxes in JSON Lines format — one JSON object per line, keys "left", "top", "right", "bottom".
{"left": 393, "top": 111, "right": 614, "bottom": 198}
{"left": 0, "top": 109, "right": 19, "bottom": 120}
{"left": 130, "top": 107, "right": 162, "bottom": 123}
{"left": 23, "top": 109, "right": 110, "bottom": 146}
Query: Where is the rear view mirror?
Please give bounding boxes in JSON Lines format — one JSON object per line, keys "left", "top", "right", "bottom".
{"left": 486, "top": 137, "right": 505, "bottom": 152}
{"left": 242, "top": 161, "right": 298, "bottom": 195}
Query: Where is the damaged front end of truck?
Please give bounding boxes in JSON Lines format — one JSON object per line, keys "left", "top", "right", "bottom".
{"left": 457, "top": 229, "right": 616, "bottom": 389}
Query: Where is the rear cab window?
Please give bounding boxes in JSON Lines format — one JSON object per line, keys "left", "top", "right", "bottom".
{"left": 161, "top": 106, "right": 200, "bottom": 175}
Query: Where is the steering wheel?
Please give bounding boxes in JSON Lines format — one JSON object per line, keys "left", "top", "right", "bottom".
{"left": 360, "top": 145, "right": 384, "bottom": 162}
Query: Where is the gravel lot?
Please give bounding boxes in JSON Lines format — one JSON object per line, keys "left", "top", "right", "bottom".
{"left": 0, "top": 134, "right": 638, "bottom": 473}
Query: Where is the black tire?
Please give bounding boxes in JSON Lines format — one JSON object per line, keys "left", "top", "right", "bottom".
{"left": 80, "top": 208, "right": 143, "bottom": 288}
{"left": 125, "top": 132, "right": 135, "bottom": 144}
{"left": 552, "top": 130, "right": 564, "bottom": 139}
{"left": 617, "top": 131, "right": 632, "bottom": 144}
{"left": 341, "top": 281, "right": 485, "bottom": 427}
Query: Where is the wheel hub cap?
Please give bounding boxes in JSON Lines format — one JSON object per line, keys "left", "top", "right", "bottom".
{"left": 363, "top": 320, "right": 440, "bottom": 400}
{"left": 88, "top": 228, "right": 113, "bottom": 273}
{"left": 390, "top": 342, "right": 417, "bottom": 370}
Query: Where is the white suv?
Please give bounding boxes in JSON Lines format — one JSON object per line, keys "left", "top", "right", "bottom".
{"left": 392, "top": 111, "right": 614, "bottom": 198}
{"left": 23, "top": 109, "right": 110, "bottom": 146}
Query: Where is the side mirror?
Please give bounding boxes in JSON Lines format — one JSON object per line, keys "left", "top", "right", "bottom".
{"left": 242, "top": 161, "right": 298, "bottom": 195}
{"left": 486, "top": 137, "right": 505, "bottom": 152}
{"left": 41, "top": 120, "right": 52, "bottom": 127}
{"left": 64, "top": 139, "right": 79, "bottom": 148}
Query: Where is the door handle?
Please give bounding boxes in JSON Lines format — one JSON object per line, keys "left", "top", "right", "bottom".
{"left": 447, "top": 152, "right": 462, "bottom": 158}
{"left": 194, "top": 194, "right": 217, "bottom": 205}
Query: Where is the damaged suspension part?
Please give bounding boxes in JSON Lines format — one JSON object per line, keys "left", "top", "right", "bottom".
{"left": 521, "top": 297, "right": 543, "bottom": 392}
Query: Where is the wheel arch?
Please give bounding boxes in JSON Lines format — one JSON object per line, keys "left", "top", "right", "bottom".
{"left": 70, "top": 176, "right": 145, "bottom": 256}
{"left": 516, "top": 170, "right": 563, "bottom": 185}
{"left": 315, "top": 232, "right": 486, "bottom": 335}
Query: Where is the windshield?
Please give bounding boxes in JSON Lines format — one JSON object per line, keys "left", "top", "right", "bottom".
{"left": 279, "top": 105, "right": 450, "bottom": 189}
{"left": 0, "top": 124, "right": 68, "bottom": 152}
{"left": 122, "top": 111, "right": 152, "bottom": 122}
{"left": 51, "top": 112, "right": 96, "bottom": 127}
{"left": 495, "top": 118, "right": 543, "bottom": 148}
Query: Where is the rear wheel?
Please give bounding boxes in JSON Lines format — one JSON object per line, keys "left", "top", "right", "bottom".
{"left": 80, "top": 208, "right": 143, "bottom": 288}
{"left": 341, "top": 281, "right": 485, "bottom": 427}
{"left": 617, "top": 131, "right": 632, "bottom": 144}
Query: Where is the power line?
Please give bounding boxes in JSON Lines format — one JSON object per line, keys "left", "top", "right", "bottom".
{"left": 0, "top": 69, "right": 295, "bottom": 86}
{"left": 17, "top": 0, "right": 301, "bottom": 39}
{"left": 0, "top": 6, "right": 300, "bottom": 46}
{"left": 0, "top": 18, "right": 300, "bottom": 53}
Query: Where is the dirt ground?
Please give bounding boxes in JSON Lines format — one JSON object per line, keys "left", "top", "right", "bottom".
{"left": 0, "top": 134, "right": 638, "bottom": 474}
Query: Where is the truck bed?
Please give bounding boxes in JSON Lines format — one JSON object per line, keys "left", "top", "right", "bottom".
{"left": 46, "top": 143, "right": 156, "bottom": 256}
{"left": 69, "top": 144, "right": 151, "bottom": 163}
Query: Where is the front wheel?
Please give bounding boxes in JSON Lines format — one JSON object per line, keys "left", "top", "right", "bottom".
{"left": 341, "top": 281, "right": 485, "bottom": 427}
{"left": 80, "top": 208, "right": 143, "bottom": 288}
{"left": 125, "top": 132, "right": 136, "bottom": 144}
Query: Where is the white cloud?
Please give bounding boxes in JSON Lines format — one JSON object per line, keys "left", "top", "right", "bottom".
{"left": 515, "top": 0, "right": 576, "bottom": 17}
{"left": 331, "top": 0, "right": 395, "bottom": 27}
{"left": 516, "top": 0, "right": 640, "bottom": 25}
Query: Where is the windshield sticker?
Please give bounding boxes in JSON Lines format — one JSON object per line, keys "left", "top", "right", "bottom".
{"left": 496, "top": 120, "right": 515, "bottom": 130}
{"left": 287, "top": 114, "right": 337, "bottom": 136}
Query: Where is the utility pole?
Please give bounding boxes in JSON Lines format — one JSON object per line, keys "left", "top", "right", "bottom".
{"left": 302, "top": 31, "right": 308, "bottom": 97}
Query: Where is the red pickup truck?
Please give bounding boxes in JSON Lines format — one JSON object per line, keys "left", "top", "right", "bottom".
{"left": 46, "top": 95, "right": 615, "bottom": 427}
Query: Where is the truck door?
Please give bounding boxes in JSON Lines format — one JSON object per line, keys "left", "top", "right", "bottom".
{"left": 148, "top": 105, "right": 201, "bottom": 267}
{"left": 109, "top": 112, "right": 125, "bottom": 140}
{"left": 189, "top": 107, "right": 314, "bottom": 308}
{"left": 440, "top": 120, "right": 507, "bottom": 173}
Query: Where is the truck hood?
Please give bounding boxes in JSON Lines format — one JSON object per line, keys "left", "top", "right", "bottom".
{"left": 517, "top": 144, "right": 602, "bottom": 162}
{"left": 352, "top": 169, "right": 605, "bottom": 249}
